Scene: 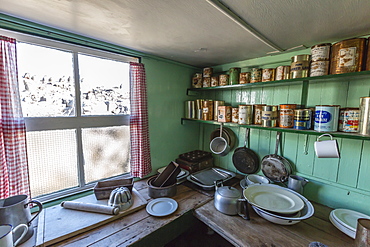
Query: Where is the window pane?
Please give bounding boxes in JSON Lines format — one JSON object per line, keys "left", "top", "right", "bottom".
{"left": 17, "top": 43, "right": 75, "bottom": 117}
{"left": 26, "top": 130, "right": 78, "bottom": 197}
{"left": 79, "top": 54, "right": 130, "bottom": 116}
{"left": 82, "top": 126, "right": 130, "bottom": 183}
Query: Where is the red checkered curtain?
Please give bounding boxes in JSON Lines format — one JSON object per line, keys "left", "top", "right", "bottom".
{"left": 129, "top": 62, "right": 152, "bottom": 178}
{"left": 0, "top": 36, "right": 30, "bottom": 199}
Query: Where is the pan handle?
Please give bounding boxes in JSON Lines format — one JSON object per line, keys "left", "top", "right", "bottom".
{"left": 274, "top": 132, "right": 281, "bottom": 155}
{"left": 219, "top": 123, "right": 223, "bottom": 137}
{"left": 244, "top": 128, "right": 250, "bottom": 148}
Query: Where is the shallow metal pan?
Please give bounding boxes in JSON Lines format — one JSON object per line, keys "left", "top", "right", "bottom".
{"left": 186, "top": 167, "right": 236, "bottom": 190}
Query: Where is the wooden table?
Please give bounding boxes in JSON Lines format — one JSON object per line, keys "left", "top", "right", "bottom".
{"left": 26, "top": 177, "right": 354, "bottom": 247}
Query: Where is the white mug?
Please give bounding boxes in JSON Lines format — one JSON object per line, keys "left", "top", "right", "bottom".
{"left": 314, "top": 134, "right": 340, "bottom": 158}
{"left": 0, "top": 224, "right": 28, "bottom": 247}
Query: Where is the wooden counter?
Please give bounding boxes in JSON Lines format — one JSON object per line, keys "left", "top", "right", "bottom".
{"left": 31, "top": 177, "right": 354, "bottom": 247}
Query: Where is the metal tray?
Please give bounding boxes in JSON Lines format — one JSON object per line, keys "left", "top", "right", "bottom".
{"left": 186, "top": 167, "right": 236, "bottom": 190}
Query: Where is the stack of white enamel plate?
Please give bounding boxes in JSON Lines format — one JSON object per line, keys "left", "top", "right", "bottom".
{"left": 329, "top": 208, "right": 370, "bottom": 239}
{"left": 243, "top": 184, "right": 314, "bottom": 225}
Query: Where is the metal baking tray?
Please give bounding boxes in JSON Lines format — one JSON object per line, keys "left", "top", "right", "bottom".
{"left": 186, "top": 167, "right": 236, "bottom": 190}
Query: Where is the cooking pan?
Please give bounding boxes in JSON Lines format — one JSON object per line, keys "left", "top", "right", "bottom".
{"left": 210, "top": 126, "right": 235, "bottom": 149}
{"left": 232, "top": 128, "right": 260, "bottom": 174}
{"left": 261, "top": 132, "right": 292, "bottom": 183}
{"left": 210, "top": 124, "right": 230, "bottom": 156}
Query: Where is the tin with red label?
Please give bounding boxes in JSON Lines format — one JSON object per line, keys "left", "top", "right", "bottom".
{"left": 314, "top": 105, "right": 340, "bottom": 132}
{"left": 279, "top": 104, "right": 296, "bottom": 128}
{"left": 339, "top": 108, "right": 359, "bottom": 132}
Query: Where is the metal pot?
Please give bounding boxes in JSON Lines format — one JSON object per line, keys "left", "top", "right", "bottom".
{"left": 213, "top": 180, "right": 249, "bottom": 219}
{"left": 147, "top": 176, "right": 177, "bottom": 198}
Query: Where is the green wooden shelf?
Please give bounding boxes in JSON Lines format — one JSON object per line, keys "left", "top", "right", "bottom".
{"left": 181, "top": 118, "right": 370, "bottom": 141}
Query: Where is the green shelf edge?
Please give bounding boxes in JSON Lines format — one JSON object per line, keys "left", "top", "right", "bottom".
{"left": 181, "top": 118, "right": 370, "bottom": 141}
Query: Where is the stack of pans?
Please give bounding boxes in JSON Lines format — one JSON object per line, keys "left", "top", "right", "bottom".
{"left": 210, "top": 127, "right": 236, "bottom": 150}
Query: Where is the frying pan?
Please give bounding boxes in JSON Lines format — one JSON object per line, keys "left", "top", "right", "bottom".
{"left": 232, "top": 128, "right": 260, "bottom": 174}
{"left": 261, "top": 132, "right": 293, "bottom": 183}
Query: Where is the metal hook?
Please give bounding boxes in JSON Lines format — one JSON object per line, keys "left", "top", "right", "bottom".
{"left": 303, "top": 134, "right": 308, "bottom": 155}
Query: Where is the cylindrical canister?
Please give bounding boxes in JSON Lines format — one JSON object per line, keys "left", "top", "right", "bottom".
{"left": 367, "top": 37, "right": 370, "bottom": 71}
{"left": 359, "top": 97, "right": 370, "bottom": 135}
{"left": 314, "top": 105, "right": 340, "bottom": 132}
{"left": 232, "top": 107, "right": 239, "bottom": 123}
{"left": 217, "top": 106, "right": 232, "bottom": 123}
{"left": 290, "top": 55, "right": 311, "bottom": 79}
{"left": 202, "top": 77, "right": 211, "bottom": 87}
{"left": 250, "top": 68, "right": 262, "bottom": 83}
{"left": 338, "top": 108, "right": 359, "bottom": 132}
{"left": 311, "top": 43, "right": 331, "bottom": 62}
{"left": 192, "top": 73, "right": 202, "bottom": 88}
{"left": 238, "top": 105, "right": 253, "bottom": 124}
{"left": 261, "top": 105, "right": 278, "bottom": 127}
{"left": 229, "top": 67, "right": 241, "bottom": 85}
{"left": 185, "top": 100, "right": 196, "bottom": 119}
{"left": 211, "top": 76, "right": 219, "bottom": 87}
{"left": 293, "top": 109, "right": 312, "bottom": 130}
{"left": 195, "top": 99, "right": 204, "bottom": 120}
{"left": 219, "top": 74, "right": 229, "bottom": 86}
{"left": 239, "top": 72, "right": 250, "bottom": 84}
{"left": 330, "top": 38, "right": 366, "bottom": 74}
{"left": 202, "top": 100, "right": 214, "bottom": 121}
{"left": 253, "top": 104, "right": 266, "bottom": 125}
{"left": 213, "top": 101, "right": 225, "bottom": 121}
{"left": 203, "top": 67, "right": 213, "bottom": 77}
{"left": 310, "top": 61, "right": 330, "bottom": 77}
{"left": 279, "top": 104, "right": 296, "bottom": 128}
{"left": 262, "top": 68, "right": 275, "bottom": 82}
{"left": 275, "top": 66, "right": 290, "bottom": 81}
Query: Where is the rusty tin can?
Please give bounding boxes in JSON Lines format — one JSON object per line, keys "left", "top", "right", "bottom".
{"left": 253, "top": 104, "right": 266, "bottom": 125}
{"left": 202, "top": 100, "right": 214, "bottom": 121}
{"left": 203, "top": 67, "right": 213, "bottom": 77}
{"left": 195, "top": 99, "right": 204, "bottom": 119}
{"left": 192, "top": 73, "right": 202, "bottom": 88}
{"left": 229, "top": 67, "right": 241, "bottom": 85}
{"left": 218, "top": 106, "right": 232, "bottom": 123}
{"left": 314, "top": 105, "right": 340, "bottom": 132}
{"left": 219, "top": 74, "right": 229, "bottom": 86}
{"left": 291, "top": 55, "right": 311, "bottom": 79}
{"left": 311, "top": 43, "right": 331, "bottom": 62}
{"left": 310, "top": 60, "right": 330, "bottom": 77}
{"left": 338, "top": 108, "right": 359, "bottom": 132}
{"left": 238, "top": 105, "right": 253, "bottom": 124}
{"left": 213, "top": 101, "right": 225, "bottom": 121}
{"left": 202, "top": 77, "right": 211, "bottom": 87}
{"left": 294, "top": 109, "right": 312, "bottom": 130}
{"left": 211, "top": 76, "right": 219, "bottom": 87}
{"left": 261, "top": 105, "right": 278, "bottom": 127}
{"left": 232, "top": 107, "right": 239, "bottom": 123}
{"left": 330, "top": 38, "right": 366, "bottom": 74}
{"left": 359, "top": 97, "right": 370, "bottom": 135}
{"left": 262, "top": 68, "right": 275, "bottom": 82}
{"left": 250, "top": 68, "right": 262, "bottom": 83}
{"left": 279, "top": 104, "right": 296, "bottom": 128}
{"left": 239, "top": 72, "right": 250, "bottom": 84}
{"left": 275, "top": 66, "right": 290, "bottom": 80}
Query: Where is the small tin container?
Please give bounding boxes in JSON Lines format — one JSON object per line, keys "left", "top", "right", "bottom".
{"left": 202, "top": 100, "right": 214, "bottom": 121}
{"left": 311, "top": 43, "right": 331, "bottom": 62}
{"left": 219, "top": 74, "right": 229, "bottom": 86}
{"left": 261, "top": 105, "right": 278, "bottom": 127}
{"left": 250, "top": 68, "right": 262, "bottom": 83}
{"left": 229, "top": 67, "right": 241, "bottom": 85}
{"left": 203, "top": 67, "right": 213, "bottom": 77}
{"left": 202, "top": 77, "right": 211, "bottom": 87}
{"left": 195, "top": 99, "right": 204, "bottom": 119}
{"left": 211, "top": 76, "right": 219, "bottom": 87}
{"left": 239, "top": 72, "right": 250, "bottom": 84}
{"left": 185, "top": 100, "right": 196, "bottom": 119}
{"left": 338, "top": 108, "right": 359, "bottom": 132}
{"left": 359, "top": 97, "right": 370, "bottom": 135}
{"left": 192, "top": 73, "right": 202, "bottom": 88}
{"left": 232, "top": 108, "right": 239, "bottom": 123}
{"left": 275, "top": 66, "right": 290, "bottom": 81}
{"left": 238, "top": 105, "right": 253, "bottom": 124}
{"left": 279, "top": 104, "right": 296, "bottom": 128}
{"left": 262, "top": 68, "right": 275, "bottom": 82}
{"left": 213, "top": 101, "right": 225, "bottom": 121}
{"left": 218, "top": 106, "right": 232, "bottom": 123}
{"left": 367, "top": 37, "right": 370, "bottom": 71}
{"left": 253, "top": 104, "right": 266, "bottom": 125}
{"left": 293, "top": 109, "right": 312, "bottom": 130}
{"left": 310, "top": 60, "right": 330, "bottom": 77}
{"left": 291, "top": 55, "right": 311, "bottom": 79}
{"left": 314, "top": 105, "right": 340, "bottom": 132}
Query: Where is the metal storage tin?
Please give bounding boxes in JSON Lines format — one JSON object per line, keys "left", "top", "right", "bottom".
{"left": 261, "top": 105, "right": 278, "bottom": 127}
{"left": 192, "top": 73, "right": 202, "bottom": 88}
{"left": 275, "top": 66, "right": 290, "bottom": 80}
{"left": 217, "top": 106, "right": 232, "bottom": 122}
{"left": 211, "top": 76, "right": 219, "bottom": 87}
{"left": 229, "top": 67, "right": 241, "bottom": 85}
{"left": 219, "top": 74, "right": 229, "bottom": 86}
{"left": 185, "top": 100, "right": 195, "bottom": 118}
{"left": 359, "top": 97, "right": 370, "bottom": 135}
{"left": 250, "top": 68, "right": 262, "bottom": 83}
{"left": 232, "top": 107, "right": 239, "bottom": 123}
{"left": 195, "top": 99, "right": 204, "bottom": 119}
{"left": 311, "top": 43, "right": 331, "bottom": 62}
{"left": 238, "top": 105, "right": 253, "bottom": 124}
{"left": 253, "top": 104, "right": 266, "bottom": 125}
{"left": 367, "top": 37, "right": 370, "bottom": 71}
{"left": 339, "top": 108, "right": 359, "bottom": 132}
{"left": 314, "top": 105, "right": 340, "bottom": 132}
{"left": 213, "top": 101, "right": 225, "bottom": 121}
{"left": 203, "top": 67, "right": 213, "bottom": 77}
{"left": 290, "top": 55, "right": 311, "bottom": 79}
{"left": 202, "top": 100, "right": 214, "bottom": 121}
{"left": 239, "top": 72, "right": 250, "bottom": 84}
{"left": 293, "top": 109, "right": 312, "bottom": 130}
{"left": 310, "top": 60, "right": 330, "bottom": 77}
{"left": 279, "top": 104, "right": 296, "bottom": 128}
{"left": 262, "top": 68, "right": 275, "bottom": 82}
{"left": 202, "top": 77, "right": 211, "bottom": 87}
{"left": 330, "top": 38, "right": 366, "bottom": 74}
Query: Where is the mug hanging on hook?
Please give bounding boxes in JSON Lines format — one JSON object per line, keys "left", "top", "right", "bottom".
{"left": 314, "top": 134, "right": 340, "bottom": 158}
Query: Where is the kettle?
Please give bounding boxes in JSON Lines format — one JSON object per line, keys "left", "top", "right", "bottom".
{"left": 214, "top": 180, "right": 249, "bottom": 220}
{"left": 108, "top": 187, "right": 133, "bottom": 211}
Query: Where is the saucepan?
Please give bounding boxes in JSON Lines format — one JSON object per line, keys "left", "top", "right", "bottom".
{"left": 210, "top": 124, "right": 230, "bottom": 156}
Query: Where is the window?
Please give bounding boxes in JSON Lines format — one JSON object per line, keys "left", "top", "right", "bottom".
{"left": 13, "top": 34, "right": 138, "bottom": 201}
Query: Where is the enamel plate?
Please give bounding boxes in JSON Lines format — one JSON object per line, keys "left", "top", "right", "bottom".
{"left": 146, "top": 198, "right": 178, "bottom": 217}
{"left": 243, "top": 184, "right": 304, "bottom": 214}
{"left": 331, "top": 208, "right": 370, "bottom": 232}
{"left": 329, "top": 211, "right": 356, "bottom": 239}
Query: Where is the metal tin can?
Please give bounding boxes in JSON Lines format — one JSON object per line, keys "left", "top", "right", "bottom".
{"left": 211, "top": 76, "right": 219, "bottom": 87}
{"left": 261, "top": 105, "right": 278, "bottom": 127}
{"left": 217, "top": 106, "right": 232, "bottom": 123}
{"left": 213, "top": 101, "right": 225, "bottom": 121}
{"left": 275, "top": 66, "right": 290, "bottom": 80}
{"left": 310, "top": 60, "right": 330, "bottom": 77}
{"left": 219, "top": 74, "right": 229, "bottom": 86}
{"left": 294, "top": 109, "right": 312, "bottom": 130}
{"left": 195, "top": 99, "right": 204, "bottom": 119}
{"left": 290, "top": 55, "right": 311, "bottom": 79}
{"left": 232, "top": 107, "right": 239, "bottom": 123}
{"left": 359, "top": 97, "right": 370, "bottom": 135}
{"left": 311, "top": 43, "right": 331, "bottom": 62}
{"left": 279, "top": 104, "right": 296, "bottom": 128}
{"left": 314, "top": 105, "right": 340, "bottom": 132}
{"left": 339, "top": 108, "right": 359, "bottom": 132}
{"left": 203, "top": 67, "right": 213, "bottom": 77}
{"left": 239, "top": 72, "right": 250, "bottom": 84}
{"left": 262, "top": 68, "right": 275, "bottom": 82}
{"left": 192, "top": 73, "right": 202, "bottom": 88}
{"left": 330, "top": 38, "right": 366, "bottom": 75}
{"left": 202, "top": 100, "right": 214, "bottom": 121}
{"left": 185, "top": 100, "right": 196, "bottom": 118}
{"left": 367, "top": 37, "right": 370, "bottom": 71}
{"left": 202, "top": 77, "right": 211, "bottom": 87}
{"left": 238, "top": 105, "right": 253, "bottom": 124}
{"left": 250, "top": 68, "right": 262, "bottom": 83}
{"left": 229, "top": 67, "right": 241, "bottom": 85}
{"left": 253, "top": 104, "right": 266, "bottom": 125}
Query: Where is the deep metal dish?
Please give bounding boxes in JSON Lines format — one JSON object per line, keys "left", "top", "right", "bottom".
{"left": 186, "top": 167, "right": 236, "bottom": 190}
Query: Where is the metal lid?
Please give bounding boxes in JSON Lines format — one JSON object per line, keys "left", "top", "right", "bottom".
{"left": 217, "top": 186, "right": 241, "bottom": 198}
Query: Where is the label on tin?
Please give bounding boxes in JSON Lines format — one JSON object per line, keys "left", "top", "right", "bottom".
{"left": 339, "top": 47, "right": 356, "bottom": 67}
{"left": 310, "top": 61, "right": 329, "bottom": 77}
{"left": 315, "top": 106, "right": 339, "bottom": 131}
{"left": 339, "top": 109, "right": 359, "bottom": 132}
{"left": 232, "top": 108, "right": 239, "bottom": 123}
{"left": 315, "top": 110, "right": 332, "bottom": 123}
{"left": 311, "top": 46, "right": 330, "bottom": 61}
{"left": 294, "top": 119, "right": 309, "bottom": 130}
{"left": 275, "top": 66, "right": 284, "bottom": 80}
{"left": 279, "top": 109, "right": 294, "bottom": 128}
{"left": 262, "top": 111, "right": 278, "bottom": 120}
{"left": 262, "top": 69, "right": 273, "bottom": 81}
